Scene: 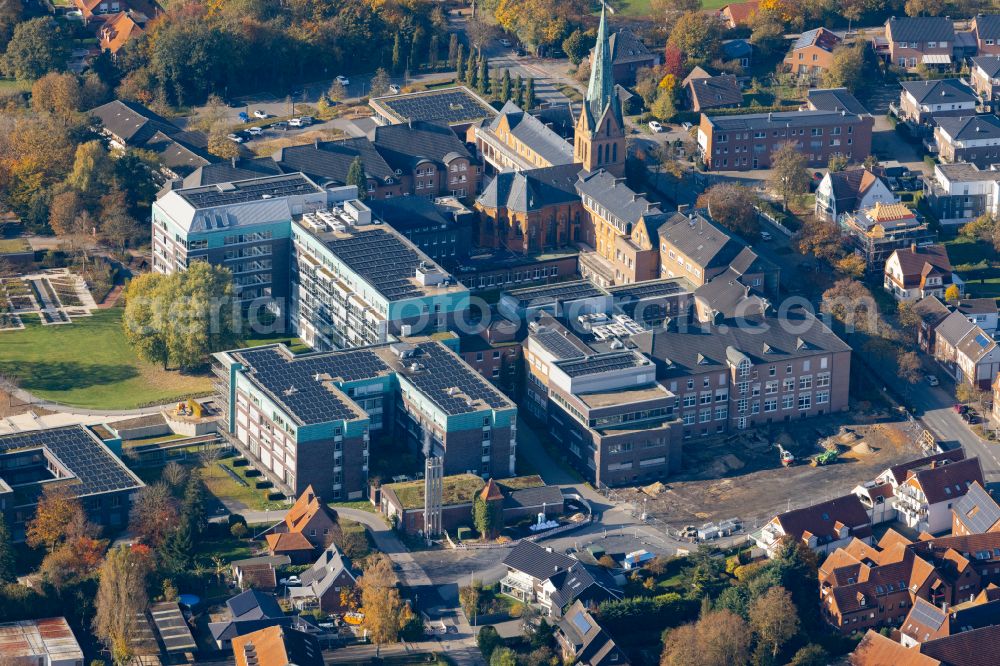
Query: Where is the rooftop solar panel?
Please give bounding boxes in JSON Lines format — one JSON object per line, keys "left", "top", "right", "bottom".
{"left": 324, "top": 228, "right": 435, "bottom": 301}
{"left": 508, "top": 280, "right": 605, "bottom": 307}
{"left": 535, "top": 329, "right": 588, "bottom": 360}
{"left": 555, "top": 352, "right": 643, "bottom": 378}
{"left": 0, "top": 426, "right": 143, "bottom": 497}
{"left": 607, "top": 280, "right": 685, "bottom": 299}
{"left": 956, "top": 484, "right": 1000, "bottom": 533}
{"left": 179, "top": 174, "right": 319, "bottom": 209}
{"left": 377, "top": 88, "right": 496, "bottom": 125}
{"left": 571, "top": 611, "right": 593, "bottom": 635}
{"left": 401, "top": 342, "right": 512, "bottom": 415}
{"left": 909, "top": 600, "right": 946, "bottom": 630}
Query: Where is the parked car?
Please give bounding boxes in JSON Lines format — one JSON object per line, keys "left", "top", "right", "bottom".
{"left": 499, "top": 38, "right": 512, "bottom": 47}
{"left": 246, "top": 126, "right": 263, "bottom": 136}
{"left": 336, "top": 75, "right": 350, "bottom": 86}
{"left": 760, "top": 231, "right": 772, "bottom": 241}
{"left": 681, "top": 121, "right": 693, "bottom": 131}
{"left": 288, "top": 118, "right": 303, "bottom": 127}
{"left": 279, "top": 576, "right": 301, "bottom": 586}
{"left": 271, "top": 121, "right": 288, "bottom": 130}
{"left": 227, "top": 133, "right": 244, "bottom": 143}
{"left": 965, "top": 412, "right": 980, "bottom": 424}
{"left": 253, "top": 109, "right": 268, "bottom": 119}
{"left": 388, "top": 84, "right": 401, "bottom": 94}
{"left": 926, "top": 375, "right": 939, "bottom": 386}
{"left": 298, "top": 116, "right": 314, "bottom": 126}
{"left": 66, "top": 9, "right": 83, "bottom": 19}
{"left": 648, "top": 121, "right": 664, "bottom": 132}
{"left": 238, "top": 111, "right": 249, "bottom": 123}
{"left": 954, "top": 404, "right": 969, "bottom": 414}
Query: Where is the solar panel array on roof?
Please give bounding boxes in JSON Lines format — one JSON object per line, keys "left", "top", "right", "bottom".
{"left": 555, "top": 352, "right": 643, "bottom": 378}
{"left": 179, "top": 174, "right": 318, "bottom": 209}
{"left": 509, "top": 280, "right": 605, "bottom": 307}
{"left": 607, "top": 280, "right": 684, "bottom": 299}
{"left": 236, "top": 346, "right": 390, "bottom": 425}
{"left": 910, "top": 600, "right": 947, "bottom": 630}
{"left": 0, "top": 426, "right": 143, "bottom": 497}
{"left": 957, "top": 484, "right": 1000, "bottom": 534}
{"left": 402, "top": 342, "right": 511, "bottom": 415}
{"left": 324, "top": 228, "right": 434, "bottom": 300}
{"left": 535, "top": 329, "right": 588, "bottom": 360}
{"left": 378, "top": 88, "right": 496, "bottom": 125}
{"left": 571, "top": 611, "right": 593, "bottom": 635}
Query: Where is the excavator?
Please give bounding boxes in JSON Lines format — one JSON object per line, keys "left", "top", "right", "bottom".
{"left": 776, "top": 444, "right": 795, "bottom": 467}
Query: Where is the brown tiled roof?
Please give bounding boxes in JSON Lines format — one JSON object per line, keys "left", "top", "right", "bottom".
{"left": 905, "top": 457, "right": 984, "bottom": 505}
{"left": 919, "top": 624, "right": 1000, "bottom": 665}
{"left": 282, "top": 485, "right": 336, "bottom": 534}
{"left": 886, "top": 450, "right": 967, "bottom": 485}
{"left": 721, "top": 0, "right": 760, "bottom": 25}
{"left": 265, "top": 532, "right": 314, "bottom": 553}
{"left": 913, "top": 296, "right": 951, "bottom": 327}
{"left": 851, "top": 630, "right": 942, "bottom": 665}
{"left": 774, "top": 494, "right": 872, "bottom": 545}
{"left": 99, "top": 12, "right": 143, "bottom": 53}
{"left": 891, "top": 245, "right": 953, "bottom": 289}
{"left": 687, "top": 74, "right": 743, "bottom": 110}
{"left": 480, "top": 478, "right": 504, "bottom": 502}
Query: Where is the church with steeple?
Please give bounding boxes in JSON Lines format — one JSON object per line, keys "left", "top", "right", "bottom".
{"left": 573, "top": 1, "right": 626, "bottom": 177}
{"left": 471, "top": 3, "right": 666, "bottom": 284}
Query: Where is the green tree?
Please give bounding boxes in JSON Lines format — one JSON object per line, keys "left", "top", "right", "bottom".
{"left": 328, "top": 80, "right": 347, "bottom": 103}
{"left": 473, "top": 495, "right": 502, "bottom": 539}
{"left": 476, "top": 625, "right": 503, "bottom": 659}
{"left": 828, "top": 154, "right": 849, "bottom": 172}
{"left": 489, "top": 647, "right": 517, "bottom": 666}
{"left": 651, "top": 89, "right": 676, "bottom": 121}
{"left": 391, "top": 33, "right": 403, "bottom": 74}
{"left": 161, "top": 518, "right": 194, "bottom": 572}
{"left": 467, "top": 51, "right": 478, "bottom": 88}
{"left": 410, "top": 27, "right": 426, "bottom": 70}
{"left": 359, "top": 555, "right": 408, "bottom": 647}
{"left": 455, "top": 43, "right": 466, "bottom": 82}
{"left": 788, "top": 644, "right": 829, "bottom": 666}
{"left": 68, "top": 141, "right": 113, "bottom": 196}
{"left": 448, "top": 33, "right": 459, "bottom": 67}
{"left": 347, "top": 156, "right": 368, "bottom": 200}
{"left": 1, "top": 17, "right": 69, "bottom": 81}
{"left": 500, "top": 69, "right": 512, "bottom": 102}
{"left": 428, "top": 34, "right": 439, "bottom": 69}
{"left": 478, "top": 57, "right": 490, "bottom": 95}
{"left": 749, "top": 586, "right": 799, "bottom": 659}
{"left": 94, "top": 546, "right": 151, "bottom": 666}
{"left": 513, "top": 73, "right": 524, "bottom": 106}
{"left": 703, "top": 183, "right": 760, "bottom": 238}
{"left": 961, "top": 213, "right": 1000, "bottom": 252}
{"left": 768, "top": 142, "right": 810, "bottom": 211}
{"left": 823, "top": 43, "right": 867, "bottom": 92}
{"left": 181, "top": 471, "right": 207, "bottom": 536}
{"left": 0, "top": 515, "right": 16, "bottom": 583}
{"left": 667, "top": 11, "right": 722, "bottom": 64}
{"left": 749, "top": 9, "right": 786, "bottom": 55}
{"left": 562, "top": 29, "right": 595, "bottom": 65}
{"left": 123, "top": 273, "right": 170, "bottom": 369}
{"left": 524, "top": 77, "right": 536, "bottom": 110}
{"left": 370, "top": 68, "right": 391, "bottom": 98}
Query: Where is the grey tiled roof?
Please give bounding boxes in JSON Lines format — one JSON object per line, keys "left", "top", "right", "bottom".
{"left": 687, "top": 74, "right": 743, "bottom": 109}
{"left": 900, "top": 79, "right": 977, "bottom": 105}
{"left": 371, "top": 120, "right": 473, "bottom": 172}
{"left": 808, "top": 88, "right": 869, "bottom": 115}
{"left": 886, "top": 16, "right": 955, "bottom": 43}
{"left": 633, "top": 309, "right": 850, "bottom": 378}
{"left": 273, "top": 138, "right": 396, "bottom": 185}
{"left": 657, "top": 210, "right": 746, "bottom": 271}
{"left": 935, "top": 163, "right": 1000, "bottom": 182}
{"left": 503, "top": 484, "right": 564, "bottom": 510}
{"left": 936, "top": 114, "right": 1000, "bottom": 142}
{"left": 489, "top": 100, "right": 574, "bottom": 166}
{"left": 975, "top": 15, "right": 1000, "bottom": 41}
{"left": 935, "top": 310, "right": 978, "bottom": 346}
{"left": 183, "top": 157, "right": 284, "bottom": 188}
{"left": 477, "top": 164, "right": 581, "bottom": 213}
{"left": 694, "top": 267, "right": 769, "bottom": 319}
{"left": 91, "top": 99, "right": 180, "bottom": 144}
{"left": 576, "top": 169, "right": 661, "bottom": 225}
{"left": 972, "top": 54, "right": 1000, "bottom": 78}
{"left": 503, "top": 540, "right": 575, "bottom": 580}
{"left": 607, "top": 27, "right": 655, "bottom": 64}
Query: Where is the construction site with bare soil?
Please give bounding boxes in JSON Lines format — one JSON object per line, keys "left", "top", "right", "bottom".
{"left": 617, "top": 404, "right": 931, "bottom": 532}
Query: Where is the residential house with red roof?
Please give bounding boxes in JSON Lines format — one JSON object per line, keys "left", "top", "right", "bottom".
{"left": 98, "top": 11, "right": 144, "bottom": 55}
{"left": 718, "top": 0, "right": 760, "bottom": 29}
{"left": 851, "top": 629, "right": 942, "bottom": 665}
{"left": 884, "top": 244, "right": 960, "bottom": 301}
{"left": 814, "top": 167, "right": 896, "bottom": 223}
{"left": 264, "top": 485, "right": 338, "bottom": 563}
{"left": 900, "top": 593, "right": 1000, "bottom": 647}
{"left": 952, "top": 481, "right": 1000, "bottom": 536}
{"left": 753, "top": 494, "right": 874, "bottom": 559}
{"left": 820, "top": 529, "right": 1000, "bottom": 633}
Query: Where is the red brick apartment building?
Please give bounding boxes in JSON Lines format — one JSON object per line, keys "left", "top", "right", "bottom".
{"left": 697, "top": 110, "right": 873, "bottom": 171}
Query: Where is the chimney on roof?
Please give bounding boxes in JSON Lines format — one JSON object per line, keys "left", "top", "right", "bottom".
{"left": 768, "top": 112, "right": 773, "bottom": 122}
{"left": 231, "top": 156, "right": 237, "bottom": 168}
{"left": 678, "top": 204, "right": 690, "bottom": 213}
{"left": 314, "top": 138, "right": 319, "bottom": 149}
{"left": 911, "top": 243, "right": 917, "bottom": 253}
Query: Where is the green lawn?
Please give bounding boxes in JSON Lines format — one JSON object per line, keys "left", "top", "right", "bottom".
{"left": 0, "top": 79, "right": 31, "bottom": 93}
{"left": 0, "top": 238, "right": 30, "bottom": 254}
{"left": 944, "top": 236, "right": 1000, "bottom": 301}
{"left": 239, "top": 332, "right": 311, "bottom": 354}
{"left": 0, "top": 308, "right": 214, "bottom": 409}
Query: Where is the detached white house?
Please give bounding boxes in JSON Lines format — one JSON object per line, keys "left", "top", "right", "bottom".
{"left": 893, "top": 456, "right": 985, "bottom": 535}
{"left": 815, "top": 168, "right": 896, "bottom": 223}
{"left": 884, "top": 243, "right": 961, "bottom": 300}
{"left": 753, "top": 494, "right": 873, "bottom": 559}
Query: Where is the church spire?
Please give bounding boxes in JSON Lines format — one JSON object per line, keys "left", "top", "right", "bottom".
{"left": 585, "top": 0, "right": 620, "bottom": 126}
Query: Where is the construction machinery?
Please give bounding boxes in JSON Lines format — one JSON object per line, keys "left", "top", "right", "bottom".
{"left": 811, "top": 449, "right": 839, "bottom": 466}
{"left": 777, "top": 444, "right": 795, "bottom": 467}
